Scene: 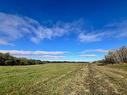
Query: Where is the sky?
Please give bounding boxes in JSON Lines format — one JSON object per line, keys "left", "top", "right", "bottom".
{"left": 0, "top": 0, "right": 127, "bottom": 61}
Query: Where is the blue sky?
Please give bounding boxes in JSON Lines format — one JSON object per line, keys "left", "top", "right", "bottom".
{"left": 0, "top": 0, "right": 127, "bottom": 61}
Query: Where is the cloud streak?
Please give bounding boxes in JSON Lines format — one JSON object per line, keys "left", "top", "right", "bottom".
{"left": 39, "top": 55, "right": 65, "bottom": 60}
{"left": 78, "top": 20, "right": 127, "bottom": 42}
{"left": 0, "top": 50, "right": 66, "bottom": 60}
{"left": 0, "top": 39, "right": 14, "bottom": 46}
{"left": 80, "top": 54, "right": 97, "bottom": 58}
{"left": 83, "top": 49, "right": 109, "bottom": 53}
{"left": 1, "top": 12, "right": 127, "bottom": 45}
{"left": 0, "top": 12, "right": 83, "bottom": 45}
{"left": 0, "top": 50, "right": 65, "bottom": 55}
{"left": 78, "top": 32, "right": 106, "bottom": 42}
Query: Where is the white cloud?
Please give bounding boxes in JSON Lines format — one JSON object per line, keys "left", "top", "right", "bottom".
{"left": 0, "top": 39, "right": 14, "bottom": 46}
{"left": 30, "top": 20, "right": 83, "bottom": 43}
{"left": 80, "top": 54, "right": 97, "bottom": 58}
{"left": 1, "top": 12, "right": 127, "bottom": 45}
{"left": 0, "top": 50, "right": 65, "bottom": 55}
{"left": 0, "top": 12, "right": 83, "bottom": 45}
{"left": 78, "top": 20, "right": 127, "bottom": 42}
{"left": 39, "top": 55, "right": 65, "bottom": 60}
{"left": 14, "top": 55, "right": 65, "bottom": 60}
{"left": 105, "top": 21, "right": 127, "bottom": 38}
{"left": 78, "top": 32, "right": 109, "bottom": 42}
{"left": 83, "top": 49, "right": 109, "bottom": 53}
{"left": 0, "top": 13, "right": 33, "bottom": 41}
{"left": 0, "top": 50, "right": 66, "bottom": 60}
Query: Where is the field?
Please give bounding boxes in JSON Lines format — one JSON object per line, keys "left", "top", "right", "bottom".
{"left": 0, "top": 63, "right": 127, "bottom": 95}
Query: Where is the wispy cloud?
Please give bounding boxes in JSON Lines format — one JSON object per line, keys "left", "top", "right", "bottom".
{"left": 14, "top": 55, "right": 65, "bottom": 60}
{"left": 0, "top": 50, "right": 66, "bottom": 60}
{"left": 1, "top": 12, "right": 127, "bottom": 45}
{"left": 78, "top": 20, "right": 127, "bottom": 42}
{"left": 80, "top": 54, "right": 97, "bottom": 58}
{"left": 30, "top": 20, "right": 82, "bottom": 43}
{"left": 0, "top": 50, "right": 65, "bottom": 55}
{"left": 83, "top": 49, "right": 109, "bottom": 53}
{"left": 105, "top": 20, "right": 127, "bottom": 38}
{"left": 39, "top": 55, "right": 65, "bottom": 60}
{"left": 0, "top": 39, "right": 14, "bottom": 46}
{"left": 0, "top": 12, "right": 83, "bottom": 45}
{"left": 78, "top": 32, "right": 107, "bottom": 42}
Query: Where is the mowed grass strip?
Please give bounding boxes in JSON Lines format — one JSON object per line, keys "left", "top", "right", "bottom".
{"left": 106, "top": 64, "right": 127, "bottom": 71}
{"left": 0, "top": 63, "right": 82, "bottom": 95}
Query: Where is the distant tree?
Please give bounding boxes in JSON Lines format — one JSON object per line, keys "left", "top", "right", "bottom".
{"left": 0, "top": 52, "right": 45, "bottom": 66}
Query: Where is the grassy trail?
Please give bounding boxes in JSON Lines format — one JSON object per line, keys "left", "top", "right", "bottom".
{"left": 0, "top": 64, "right": 127, "bottom": 95}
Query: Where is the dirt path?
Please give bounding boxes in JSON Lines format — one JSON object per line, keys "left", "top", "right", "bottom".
{"left": 96, "top": 65, "right": 127, "bottom": 95}
{"left": 57, "top": 64, "right": 127, "bottom": 95}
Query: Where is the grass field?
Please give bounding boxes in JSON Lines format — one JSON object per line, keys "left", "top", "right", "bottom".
{"left": 107, "top": 64, "right": 127, "bottom": 71}
{"left": 0, "top": 63, "right": 127, "bottom": 95}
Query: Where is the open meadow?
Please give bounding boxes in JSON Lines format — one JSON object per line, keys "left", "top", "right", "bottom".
{"left": 0, "top": 63, "right": 127, "bottom": 95}
{"left": 1, "top": 0, "right": 127, "bottom": 95}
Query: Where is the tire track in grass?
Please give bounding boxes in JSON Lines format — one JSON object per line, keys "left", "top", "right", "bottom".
{"left": 22, "top": 64, "right": 83, "bottom": 95}
{"left": 57, "top": 64, "right": 119, "bottom": 95}
{"left": 4, "top": 64, "right": 127, "bottom": 95}
{"left": 96, "top": 66, "right": 127, "bottom": 95}
{"left": 30, "top": 64, "right": 127, "bottom": 95}
{"left": 87, "top": 64, "right": 120, "bottom": 95}
{"left": 99, "top": 66, "right": 127, "bottom": 79}
{"left": 60, "top": 64, "right": 89, "bottom": 95}
{"left": 33, "top": 64, "right": 127, "bottom": 95}
{"left": 87, "top": 64, "right": 106, "bottom": 95}
{"left": 61, "top": 64, "right": 118, "bottom": 95}
{"left": 94, "top": 66, "right": 120, "bottom": 95}
{"left": 47, "top": 64, "right": 85, "bottom": 95}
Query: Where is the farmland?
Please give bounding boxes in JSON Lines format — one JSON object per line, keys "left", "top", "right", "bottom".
{"left": 0, "top": 63, "right": 127, "bottom": 95}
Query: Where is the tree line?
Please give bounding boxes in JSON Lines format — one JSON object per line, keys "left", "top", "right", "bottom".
{"left": 0, "top": 52, "right": 88, "bottom": 66}
{"left": 92, "top": 46, "right": 127, "bottom": 65}
{"left": 104, "top": 46, "right": 127, "bottom": 64}
{"left": 0, "top": 53, "right": 46, "bottom": 66}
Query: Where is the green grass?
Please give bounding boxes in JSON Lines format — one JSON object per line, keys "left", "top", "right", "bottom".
{"left": 1, "top": 63, "right": 127, "bottom": 95}
{"left": 0, "top": 63, "right": 82, "bottom": 95}
{"left": 107, "top": 64, "right": 127, "bottom": 71}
